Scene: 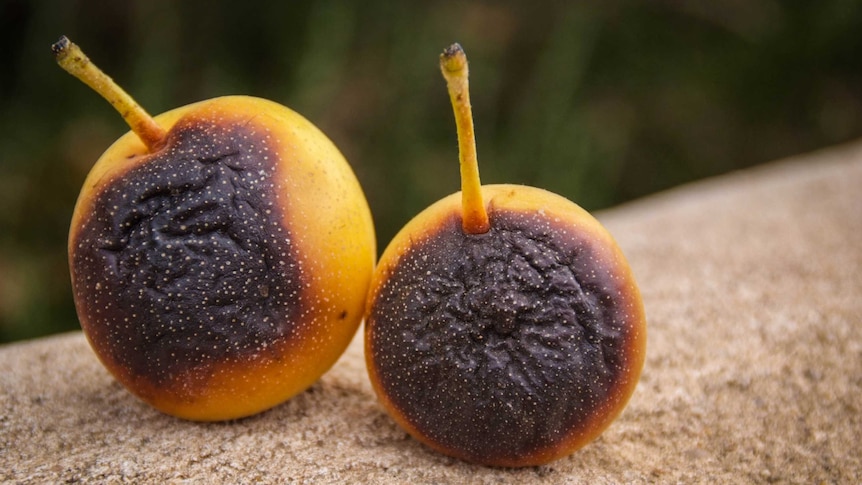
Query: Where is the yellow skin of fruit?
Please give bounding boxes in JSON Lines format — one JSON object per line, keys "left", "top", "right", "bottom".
{"left": 70, "top": 95, "right": 376, "bottom": 421}
{"left": 365, "top": 184, "right": 646, "bottom": 466}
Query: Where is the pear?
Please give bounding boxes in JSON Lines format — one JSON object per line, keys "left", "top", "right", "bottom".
{"left": 54, "top": 36, "right": 375, "bottom": 421}
{"left": 364, "top": 43, "right": 646, "bottom": 466}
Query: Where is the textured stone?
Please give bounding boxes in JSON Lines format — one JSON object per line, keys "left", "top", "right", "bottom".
{"left": 2, "top": 141, "right": 861, "bottom": 483}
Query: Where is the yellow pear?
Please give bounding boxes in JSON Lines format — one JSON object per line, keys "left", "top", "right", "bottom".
{"left": 364, "top": 43, "right": 646, "bottom": 466}
{"left": 54, "top": 36, "right": 375, "bottom": 421}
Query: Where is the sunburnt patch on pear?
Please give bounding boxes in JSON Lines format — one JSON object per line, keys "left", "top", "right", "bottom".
{"left": 72, "top": 109, "right": 303, "bottom": 385}
{"left": 55, "top": 36, "right": 376, "bottom": 421}
{"left": 365, "top": 43, "right": 646, "bottom": 467}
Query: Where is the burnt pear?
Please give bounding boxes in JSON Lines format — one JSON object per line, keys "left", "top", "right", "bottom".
{"left": 364, "top": 44, "right": 646, "bottom": 467}
{"left": 54, "top": 36, "right": 376, "bottom": 421}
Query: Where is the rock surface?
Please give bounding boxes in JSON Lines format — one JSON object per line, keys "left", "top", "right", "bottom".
{"left": 2, "top": 142, "right": 861, "bottom": 484}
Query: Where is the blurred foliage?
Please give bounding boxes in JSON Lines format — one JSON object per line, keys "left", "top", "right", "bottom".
{"left": 1, "top": 0, "right": 861, "bottom": 343}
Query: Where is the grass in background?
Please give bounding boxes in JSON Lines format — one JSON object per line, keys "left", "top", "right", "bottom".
{"left": 1, "top": 0, "right": 861, "bottom": 343}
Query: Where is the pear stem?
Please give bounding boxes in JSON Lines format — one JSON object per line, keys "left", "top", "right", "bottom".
{"left": 52, "top": 35, "right": 167, "bottom": 153}
{"left": 440, "top": 43, "right": 490, "bottom": 235}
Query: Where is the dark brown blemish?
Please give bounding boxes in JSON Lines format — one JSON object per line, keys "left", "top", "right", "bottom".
{"left": 72, "top": 114, "right": 303, "bottom": 385}
{"left": 339, "top": 310, "right": 348, "bottom": 320}
{"left": 368, "top": 209, "right": 638, "bottom": 463}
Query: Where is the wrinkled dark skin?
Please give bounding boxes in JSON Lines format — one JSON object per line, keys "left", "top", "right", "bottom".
{"left": 71, "top": 117, "right": 302, "bottom": 384}
{"left": 369, "top": 210, "right": 637, "bottom": 463}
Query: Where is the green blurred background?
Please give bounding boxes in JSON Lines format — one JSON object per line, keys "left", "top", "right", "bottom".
{"left": 2, "top": 1, "right": 861, "bottom": 344}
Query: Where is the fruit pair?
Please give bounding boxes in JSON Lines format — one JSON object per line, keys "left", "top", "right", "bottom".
{"left": 57, "top": 37, "right": 645, "bottom": 466}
